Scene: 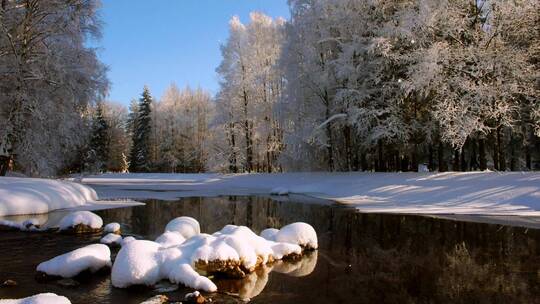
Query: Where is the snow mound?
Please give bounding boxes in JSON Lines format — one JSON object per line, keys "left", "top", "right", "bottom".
{"left": 270, "top": 187, "right": 289, "bottom": 196}
{"left": 260, "top": 228, "right": 279, "bottom": 241}
{"left": 121, "top": 236, "right": 136, "bottom": 247}
{"left": 111, "top": 221, "right": 317, "bottom": 292}
{"left": 0, "top": 293, "right": 71, "bottom": 304}
{"left": 101, "top": 233, "right": 123, "bottom": 246}
{"left": 164, "top": 216, "right": 200, "bottom": 239}
{"left": 58, "top": 211, "right": 103, "bottom": 230}
{"left": 36, "top": 244, "right": 111, "bottom": 278}
{"left": 275, "top": 222, "right": 318, "bottom": 249}
{"left": 104, "top": 222, "right": 121, "bottom": 234}
{"left": 155, "top": 231, "right": 186, "bottom": 248}
{"left": 0, "top": 177, "right": 98, "bottom": 216}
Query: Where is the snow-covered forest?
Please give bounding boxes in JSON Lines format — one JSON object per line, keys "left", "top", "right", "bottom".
{"left": 1, "top": 0, "right": 538, "bottom": 176}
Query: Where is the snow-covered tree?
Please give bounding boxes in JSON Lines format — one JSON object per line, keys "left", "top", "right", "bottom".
{"left": 129, "top": 86, "right": 153, "bottom": 172}
{"left": 0, "top": 0, "right": 108, "bottom": 176}
{"left": 87, "top": 102, "right": 110, "bottom": 171}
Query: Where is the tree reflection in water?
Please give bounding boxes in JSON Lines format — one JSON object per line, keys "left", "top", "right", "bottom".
{"left": 96, "top": 196, "right": 540, "bottom": 303}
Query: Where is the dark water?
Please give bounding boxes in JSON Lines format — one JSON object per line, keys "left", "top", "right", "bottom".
{"left": 1, "top": 196, "right": 539, "bottom": 304}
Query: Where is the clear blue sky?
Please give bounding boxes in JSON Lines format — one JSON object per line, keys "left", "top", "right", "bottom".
{"left": 97, "top": 0, "right": 290, "bottom": 105}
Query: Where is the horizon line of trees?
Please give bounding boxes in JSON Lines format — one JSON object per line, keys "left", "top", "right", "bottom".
{"left": 1, "top": 0, "right": 539, "bottom": 177}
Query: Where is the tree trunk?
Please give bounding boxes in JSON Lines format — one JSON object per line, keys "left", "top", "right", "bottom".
{"left": 497, "top": 126, "right": 506, "bottom": 171}
{"left": 377, "top": 139, "right": 384, "bottom": 172}
{"left": 469, "top": 139, "right": 478, "bottom": 170}
{"left": 0, "top": 156, "right": 10, "bottom": 176}
{"left": 453, "top": 149, "right": 460, "bottom": 171}
{"left": 460, "top": 147, "right": 467, "bottom": 171}
{"left": 428, "top": 145, "right": 434, "bottom": 172}
{"left": 479, "top": 138, "right": 487, "bottom": 170}
{"left": 438, "top": 141, "right": 446, "bottom": 172}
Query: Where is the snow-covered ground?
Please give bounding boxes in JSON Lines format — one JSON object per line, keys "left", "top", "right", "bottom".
{"left": 83, "top": 172, "right": 540, "bottom": 216}
{"left": 0, "top": 177, "right": 142, "bottom": 217}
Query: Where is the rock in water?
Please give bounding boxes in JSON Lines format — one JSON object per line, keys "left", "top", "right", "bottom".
{"left": 139, "top": 295, "right": 168, "bottom": 304}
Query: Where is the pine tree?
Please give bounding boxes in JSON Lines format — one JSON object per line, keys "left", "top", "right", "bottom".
{"left": 87, "top": 103, "right": 110, "bottom": 172}
{"left": 129, "top": 87, "right": 153, "bottom": 172}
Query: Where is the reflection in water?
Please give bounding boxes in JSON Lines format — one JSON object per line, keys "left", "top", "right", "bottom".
{"left": 0, "top": 196, "right": 539, "bottom": 304}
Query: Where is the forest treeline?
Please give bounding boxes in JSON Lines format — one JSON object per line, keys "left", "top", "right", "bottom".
{"left": 1, "top": 0, "right": 539, "bottom": 176}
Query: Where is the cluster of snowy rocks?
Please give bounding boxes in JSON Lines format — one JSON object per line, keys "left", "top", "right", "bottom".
{"left": 28, "top": 211, "right": 317, "bottom": 298}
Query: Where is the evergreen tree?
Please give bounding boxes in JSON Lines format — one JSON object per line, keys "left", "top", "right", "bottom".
{"left": 87, "top": 103, "right": 110, "bottom": 172}
{"left": 129, "top": 87, "right": 153, "bottom": 172}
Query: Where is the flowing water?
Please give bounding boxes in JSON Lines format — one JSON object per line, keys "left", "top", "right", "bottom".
{"left": 0, "top": 196, "right": 539, "bottom": 303}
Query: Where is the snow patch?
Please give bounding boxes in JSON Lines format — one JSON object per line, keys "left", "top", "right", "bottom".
{"left": 270, "top": 187, "right": 289, "bottom": 196}
{"left": 36, "top": 244, "right": 111, "bottom": 278}
{"left": 275, "top": 222, "right": 318, "bottom": 249}
{"left": 164, "top": 216, "right": 200, "bottom": 239}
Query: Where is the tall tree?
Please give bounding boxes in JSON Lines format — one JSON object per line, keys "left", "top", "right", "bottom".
{"left": 129, "top": 86, "right": 153, "bottom": 172}
{"left": 87, "top": 102, "right": 110, "bottom": 171}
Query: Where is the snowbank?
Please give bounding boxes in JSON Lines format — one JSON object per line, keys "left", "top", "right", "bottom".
{"left": 111, "top": 217, "right": 317, "bottom": 292}
{"left": 58, "top": 211, "right": 103, "bottom": 231}
{"left": 36, "top": 244, "right": 111, "bottom": 278}
{"left": 0, "top": 293, "right": 71, "bottom": 304}
{"left": 0, "top": 177, "right": 98, "bottom": 216}
{"left": 84, "top": 172, "right": 540, "bottom": 215}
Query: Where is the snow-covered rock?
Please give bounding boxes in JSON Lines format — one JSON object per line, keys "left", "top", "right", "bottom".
{"left": 0, "top": 177, "right": 98, "bottom": 216}
{"left": 260, "top": 228, "right": 279, "bottom": 241}
{"left": 101, "top": 233, "right": 123, "bottom": 246}
{"left": 111, "top": 221, "right": 316, "bottom": 292}
{"left": 164, "top": 216, "right": 200, "bottom": 239}
{"left": 275, "top": 222, "right": 318, "bottom": 250}
{"left": 111, "top": 240, "right": 162, "bottom": 288}
{"left": 104, "top": 222, "right": 121, "bottom": 234}
{"left": 0, "top": 293, "right": 71, "bottom": 304}
{"left": 121, "top": 236, "right": 136, "bottom": 247}
{"left": 58, "top": 211, "right": 103, "bottom": 233}
{"left": 155, "top": 231, "right": 186, "bottom": 248}
{"left": 36, "top": 244, "right": 111, "bottom": 278}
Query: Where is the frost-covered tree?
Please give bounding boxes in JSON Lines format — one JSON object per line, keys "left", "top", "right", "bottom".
{"left": 214, "top": 13, "right": 285, "bottom": 172}
{"left": 0, "top": 0, "right": 108, "bottom": 176}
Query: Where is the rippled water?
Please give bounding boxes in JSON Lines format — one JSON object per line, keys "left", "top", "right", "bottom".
{"left": 1, "top": 196, "right": 539, "bottom": 303}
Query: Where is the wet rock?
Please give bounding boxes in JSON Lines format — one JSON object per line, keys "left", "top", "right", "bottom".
{"left": 139, "top": 294, "right": 168, "bottom": 304}
{"left": 57, "top": 278, "right": 80, "bottom": 287}
{"left": 60, "top": 223, "right": 103, "bottom": 234}
{"left": 195, "top": 259, "right": 247, "bottom": 279}
{"left": 184, "top": 291, "right": 207, "bottom": 304}
{"left": 1, "top": 279, "right": 17, "bottom": 287}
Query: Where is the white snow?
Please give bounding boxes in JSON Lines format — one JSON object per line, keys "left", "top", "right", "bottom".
{"left": 260, "top": 228, "right": 279, "bottom": 241}
{"left": 121, "top": 236, "right": 136, "bottom": 247}
{"left": 0, "top": 177, "right": 97, "bottom": 216}
{"left": 58, "top": 211, "right": 103, "bottom": 230}
{"left": 101, "top": 233, "right": 123, "bottom": 246}
{"left": 0, "top": 293, "right": 71, "bottom": 304}
{"left": 36, "top": 244, "right": 111, "bottom": 278}
{"left": 104, "top": 222, "right": 121, "bottom": 233}
{"left": 275, "top": 222, "right": 318, "bottom": 249}
{"left": 270, "top": 187, "right": 289, "bottom": 196}
{"left": 155, "top": 231, "right": 186, "bottom": 248}
{"left": 84, "top": 172, "right": 540, "bottom": 216}
{"left": 111, "top": 219, "right": 316, "bottom": 292}
{"left": 164, "top": 216, "right": 200, "bottom": 239}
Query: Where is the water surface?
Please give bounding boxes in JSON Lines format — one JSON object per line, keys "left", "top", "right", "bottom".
{"left": 0, "top": 196, "right": 539, "bottom": 303}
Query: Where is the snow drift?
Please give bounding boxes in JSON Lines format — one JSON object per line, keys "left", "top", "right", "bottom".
{"left": 0, "top": 177, "right": 98, "bottom": 216}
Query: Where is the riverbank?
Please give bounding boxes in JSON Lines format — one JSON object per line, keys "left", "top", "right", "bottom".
{"left": 81, "top": 172, "right": 540, "bottom": 216}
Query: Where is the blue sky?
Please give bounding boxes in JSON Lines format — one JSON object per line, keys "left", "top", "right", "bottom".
{"left": 96, "top": 0, "right": 290, "bottom": 105}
